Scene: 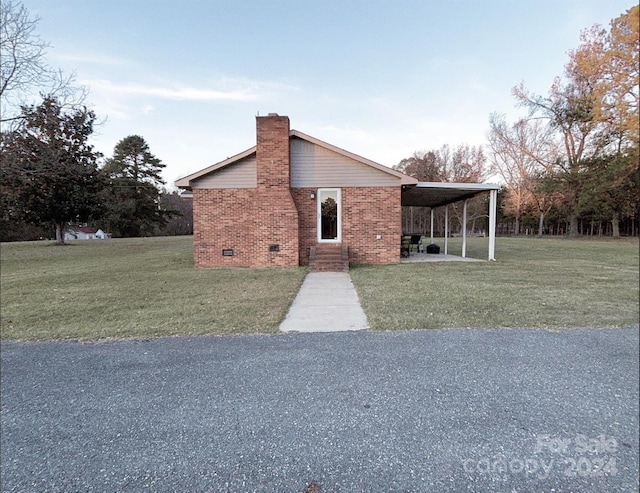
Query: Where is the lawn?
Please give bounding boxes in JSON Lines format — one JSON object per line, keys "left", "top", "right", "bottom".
{"left": 351, "top": 236, "right": 640, "bottom": 330}
{"left": 1, "top": 236, "right": 638, "bottom": 340}
{"left": 0, "top": 236, "right": 307, "bottom": 340}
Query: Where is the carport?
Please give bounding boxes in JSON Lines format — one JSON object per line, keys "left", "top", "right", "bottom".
{"left": 401, "top": 182, "right": 500, "bottom": 261}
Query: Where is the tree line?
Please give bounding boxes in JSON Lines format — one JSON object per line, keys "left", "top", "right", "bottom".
{"left": 0, "top": 1, "right": 191, "bottom": 243}
{"left": 0, "top": 97, "right": 192, "bottom": 243}
{"left": 1, "top": 2, "right": 636, "bottom": 242}
{"left": 397, "top": 6, "right": 638, "bottom": 238}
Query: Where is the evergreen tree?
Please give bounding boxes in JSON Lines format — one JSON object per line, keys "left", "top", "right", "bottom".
{"left": 100, "top": 135, "right": 172, "bottom": 237}
{"left": 0, "top": 97, "right": 102, "bottom": 244}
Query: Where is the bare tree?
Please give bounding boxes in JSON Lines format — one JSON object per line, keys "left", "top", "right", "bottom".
{"left": 512, "top": 77, "right": 604, "bottom": 236}
{"left": 437, "top": 144, "right": 487, "bottom": 234}
{"left": 488, "top": 114, "right": 559, "bottom": 235}
{"left": 439, "top": 144, "right": 486, "bottom": 183}
{"left": 394, "top": 150, "right": 442, "bottom": 181}
{"left": 1, "top": 0, "right": 85, "bottom": 126}
{"left": 395, "top": 144, "right": 488, "bottom": 234}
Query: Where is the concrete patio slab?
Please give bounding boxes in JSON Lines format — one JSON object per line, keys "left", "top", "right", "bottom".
{"left": 279, "top": 272, "right": 368, "bottom": 333}
{"left": 401, "top": 253, "right": 483, "bottom": 262}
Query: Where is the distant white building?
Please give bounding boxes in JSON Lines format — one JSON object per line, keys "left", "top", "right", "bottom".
{"left": 64, "top": 226, "right": 111, "bottom": 240}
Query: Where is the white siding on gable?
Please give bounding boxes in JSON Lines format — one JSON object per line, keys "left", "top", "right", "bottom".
{"left": 192, "top": 156, "right": 257, "bottom": 189}
{"left": 290, "top": 138, "right": 400, "bottom": 188}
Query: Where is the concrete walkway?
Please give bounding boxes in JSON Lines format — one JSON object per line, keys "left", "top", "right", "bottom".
{"left": 279, "top": 272, "right": 369, "bottom": 333}
{"left": 401, "top": 253, "right": 483, "bottom": 263}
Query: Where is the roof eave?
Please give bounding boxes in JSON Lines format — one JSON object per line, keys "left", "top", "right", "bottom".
{"left": 174, "top": 146, "right": 257, "bottom": 189}
{"left": 414, "top": 181, "right": 500, "bottom": 191}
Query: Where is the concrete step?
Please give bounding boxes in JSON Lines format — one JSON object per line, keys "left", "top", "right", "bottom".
{"left": 309, "top": 243, "right": 349, "bottom": 272}
{"left": 313, "top": 254, "right": 344, "bottom": 260}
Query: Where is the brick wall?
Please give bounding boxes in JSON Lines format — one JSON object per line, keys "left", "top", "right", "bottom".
{"left": 192, "top": 114, "right": 299, "bottom": 268}
{"left": 291, "top": 186, "right": 401, "bottom": 266}
{"left": 290, "top": 188, "right": 318, "bottom": 266}
{"left": 193, "top": 189, "right": 299, "bottom": 267}
{"left": 343, "top": 187, "right": 401, "bottom": 265}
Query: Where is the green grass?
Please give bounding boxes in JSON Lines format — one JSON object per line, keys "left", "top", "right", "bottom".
{"left": 351, "top": 236, "right": 639, "bottom": 330}
{"left": 1, "top": 236, "right": 307, "bottom": 341}
{"left": 2, "top": 236, "right": 638, "bottom": 340}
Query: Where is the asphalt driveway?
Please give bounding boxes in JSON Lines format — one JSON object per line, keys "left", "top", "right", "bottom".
{"left": 1, "top": 327, "right": 638, "bottom": 492}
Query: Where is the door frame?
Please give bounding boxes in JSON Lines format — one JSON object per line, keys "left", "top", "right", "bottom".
{"left": 317, "top": 188, "right": 341, "bottom": 243}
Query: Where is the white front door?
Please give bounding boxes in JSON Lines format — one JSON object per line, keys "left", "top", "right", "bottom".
{"left": 317, "top": 188, "right": 341, "bottom": 243}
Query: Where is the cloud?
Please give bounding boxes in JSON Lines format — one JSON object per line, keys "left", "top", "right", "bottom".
{"left": 81, "top": 74, "right": 302, "bottom": 126}
{"left": 52, "top": 52, "right": 132, "bottom": 67}
{"left": 81, "top": 79, "right": 260, "bottom": 102}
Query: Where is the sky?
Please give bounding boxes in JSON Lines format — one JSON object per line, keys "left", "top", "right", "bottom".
{"left": 21, "top": 0, "right": 635, "bottom": 188}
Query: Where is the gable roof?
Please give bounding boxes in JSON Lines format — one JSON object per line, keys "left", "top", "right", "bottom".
{"left": 69, "top": 226, "right": 98, "bottom": 234}
{"left": 174, "top": 130, "right": 417, "bottom": 189}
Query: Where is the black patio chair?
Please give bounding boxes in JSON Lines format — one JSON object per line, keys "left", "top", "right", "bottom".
{"left": 409, "top": 235, "right": 422, "bottom": 253}
{"left": 400, "top": 235, "right": 411, "bottom": 257}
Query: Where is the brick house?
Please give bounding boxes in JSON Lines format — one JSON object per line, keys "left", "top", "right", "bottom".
{"left": 175, "top": 114, "right": 419, "bottom": 268}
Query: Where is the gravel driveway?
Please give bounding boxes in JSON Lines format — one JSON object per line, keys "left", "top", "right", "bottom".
{"left": 1, "top": 327, "right": 638, "bottom": 492}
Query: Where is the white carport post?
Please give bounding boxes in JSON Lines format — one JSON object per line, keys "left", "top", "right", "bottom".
{"left": 462, "top": 199, "right": 468, "bottom": 258}
{"left": 488, "top": 189, "right": 497, "bottom": 261}
{"left": 444, "top": 205, "right": 449, "bottom": 255}
{"left": 430, "top": 208, "right": 434, "bottom": 244}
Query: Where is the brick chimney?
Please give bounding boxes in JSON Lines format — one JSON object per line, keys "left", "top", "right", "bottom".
{"left": 252, "top": 113, "right": 299, "bottom": 266}
{"left": 256, "top": 113, "right": 290, "bottom": 189}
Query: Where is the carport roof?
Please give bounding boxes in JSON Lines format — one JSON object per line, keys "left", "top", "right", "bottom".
{"left": 401, "top": 182, "right": 500, "bottom": 208}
